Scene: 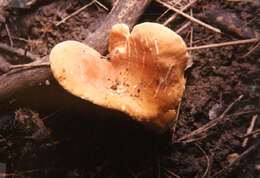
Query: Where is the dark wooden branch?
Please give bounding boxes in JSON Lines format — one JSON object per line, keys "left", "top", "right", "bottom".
{"left": 84, "top": 0, "right": 152, "bottom": 54}
{"left": 0, "top": 56, "right": 51, "bottom": 101}
{"left": 0, "top": 0, "right": 152, "bottom": 102}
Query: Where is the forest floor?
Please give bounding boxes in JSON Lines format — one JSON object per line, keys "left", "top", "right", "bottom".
{"left": 0, "top": 0, "right": 259, "bottom": 177}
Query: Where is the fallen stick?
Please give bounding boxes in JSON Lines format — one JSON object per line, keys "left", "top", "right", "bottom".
{"left": 0, "top": 0, "right": 152, "bottom": 101}
{"left": 0, "top": 56, "right": 51, "bottom": 101}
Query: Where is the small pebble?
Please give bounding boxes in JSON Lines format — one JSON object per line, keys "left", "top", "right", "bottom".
{"left": 209, "top": 103, "right": 223, "bottom": 120}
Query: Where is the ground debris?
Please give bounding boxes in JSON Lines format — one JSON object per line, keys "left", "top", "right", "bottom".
{"left": 202, "top": 9, "right": 257, "bottom": 39}
{"left": 14, "top": 108, "right": 50, "bottom": 140}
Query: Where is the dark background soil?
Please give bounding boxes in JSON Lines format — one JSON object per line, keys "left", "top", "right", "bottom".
{"left": 0, "top": 0, "right": 259, "bottom": 177}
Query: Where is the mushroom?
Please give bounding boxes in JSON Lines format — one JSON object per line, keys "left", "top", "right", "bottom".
{"left": 50, "top": 22, "right": 189, "bottom": 133}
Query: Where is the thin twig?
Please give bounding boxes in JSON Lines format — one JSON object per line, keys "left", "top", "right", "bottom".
{"left": 163, "top": 0, "right": 197, "bottom": 26}
{"left": 189, "top": 9, "right": 193, "bottom": 47}
{"left": 164, "top": 168, "right": 180, "bottom": 178}
{"left": 172, "top": 101, "right": 182, "bottom": 134}
{"left": 195, "top": 143, "right": 210, "bottom": 178}
{"left": 192, "top": 34, "right": 216, "bottom": 45}
{"left": 2, "top": 62, "right": 50, "bottom": 76}
{"left": 5, "top": 24, "right": 13, "bottom": 47}
{"left": 156, "top": 0, "right": 221, "bottom": 33}
{"left": 242, "top": 114, "right": 258, "bottom": 147}
{"left": 56, "top": 0, "right": 96, "bottom": 26}
{"left": 242, "top": 42, "right": 260, "bottom": 58}
{"left": 0, "top": 42, "right": 40, "bottom": 61}
{"left": 0, "top": 169, "right": 41, "bottom": 177}
{"left": 176, "top": 21, "right": 191, "bottom": 34}
{"left": 212, "top": 140, "right": 260, "bottom": 177}
{"left": 176, "top": 95, "right": 243, "bottom": 143}
{"left": 94, "top": 0, "right": 109, "bottom": 11}
{"left": 242, "top": 129, "right": 260, "bottom": 138}
{"left": 156, "top": 9, "right": 170, "bottom": 21}
{"left": 231, "top": 110, "right": 260, "bottom": 117}
{"left": 8, "top": 62, "right": 50, "bottom": 70}
{"left": 187, "top": 38, "right": 260, "bottom": 50}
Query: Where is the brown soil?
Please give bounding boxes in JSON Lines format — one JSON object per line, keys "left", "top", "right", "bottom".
{"left": 0, "top": 0, "right": 259, "bottom": 177}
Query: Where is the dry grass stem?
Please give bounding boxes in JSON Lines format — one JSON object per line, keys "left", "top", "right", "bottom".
{"left": 56, "top": 1, "right": 96, "bottom": 26}
{"left": 94, "top": 0, "right": 109, "bottom": 11}
{"left": 9, "top": 62, "right": 50, "bottom": 70}
{"left": 156, "top": 0, "right": 221, "bottom": 33}
{"left": 195, "top": 143, "right": 210, "bottom": 178}
{"left": 176, "top": 21, "right": 191, "bottom": 34}
{"left": 242, "top": 42, "right": 260, "bottom": 58}
{"left": 172, "top": 101, "right": 182, "bottom": 134}
{"left": 242, "top": 114, "right": 258, "bottom": 147}
{"left": 5, "top": 24, "right": 13, "bottom": 47}
{"left": 164, "top": 168, "right": 181, "bottom": 178}
{"left": 187, "top": 38, "right": 260, "bottom": 50}
{"left": 189, "top": 9, "right": 193, "bottom": 47}
{"left": 163, "top": 0, "right": 198, "bottom": 26}
{"left": 156, "top": 9, "right": 170, "bottom": 21}
{"left": 243, "top": 129, "right": 260, "bottom": 138}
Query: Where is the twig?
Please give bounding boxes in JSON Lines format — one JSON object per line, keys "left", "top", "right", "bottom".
{"left": 0, "top": 42, "right": 40, "bottom": 61}
{"left": 176, "top": 21, "right": 191, "bottom": 34}
{"left": 242, "top": 42, "right": 260, "bottom": 58}
{"left": 187, "top": 38, "right": 260, "bottom": 51}
{"left": 192, "top": 34, "right": 216, "bottom": 45}
{"left": 212, "top": 140, "right": 260, "bottom": 177}
{"left": 195, "top": 143, "right": 210, "bottom": 178}
{"left": 0, "top": 169, "right": 41, "bottom": 177}
{"left": 176, "top": 95, "right": 243, "bottom": 143}
{"left": 231, "top": 110, "right": 260, "bottom": 117}
{"left": 5, "top": 24, "right": 13, "bottom": 47}
{"left": 8, "top": 62, "right": 50, "bottom": 70}
{"left": 156, "top": 9, "right": 170, "bottom": 21}
{"left": 155, "top": 0, "right": 221, "bottom": 33}
{"left": 56, "top": 0, "right": 96, "bottom": 27}
{"left": 242, "top": 129, "right": 260, "bottom": 138}
{"left": 189, "top": 9, "right": 193, "bottom": 47}
{"left": 172, "top": 101, "right": 182, "bottom": 133}
{"left": 164, "top": 168, "right": 180, "bottom": 178}
{"left": 179, "top": 134, "right": 210, "bottom": 143}
{"left": 94, "top": 0, "right": 109, "bottom": 11}
{"left": 242, "top": 114, "right": 258, "bottom": 147}
{"left": 163, "top": 0, "right": 198, "bottom": 26}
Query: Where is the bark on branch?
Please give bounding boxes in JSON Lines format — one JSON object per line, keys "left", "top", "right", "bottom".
{"left": 0, "top": 0, "right": 152, "bottom": 101}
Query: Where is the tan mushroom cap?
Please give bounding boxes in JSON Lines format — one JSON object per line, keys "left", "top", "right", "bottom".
{"left": 50, "top": 22, "right": 189, "bottom": 132}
